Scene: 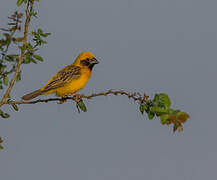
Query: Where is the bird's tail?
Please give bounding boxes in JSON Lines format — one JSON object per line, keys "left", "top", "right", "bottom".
{"left": 22, "top": 89, "right": 42, "bottom": 100}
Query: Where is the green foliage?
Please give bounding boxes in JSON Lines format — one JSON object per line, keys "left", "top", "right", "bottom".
{"left": 0, "top": 144, "right": 3, "bottom": 149}
{"left": 153, "top": 93, "right": 171, "bottom": 109}
{"left": 139, "top": 103, "right": 145, "bottom": 114}
{"left": 147, "top": 110, "right": 155, "bottom": 120}
{"left": 0, "top": 0, "right": 50, "bottom": 125}
{"left": 32, "top": 29, "right": 51, "bottom": 46}
{"left": 33, "top": 54, "right": 43, "bottom": 62}
{"left": 139, "top": 93, "right": 190, "bottom": 132}
{"left": 3, "top": 75, "right": 9, "bottom": 85}
{"left": 16, "top": 0, "right": 24, "bottom": 6}
{"left": 20, "top": 29, "right": 50, "bottom": 64}
{"left": 0, "top": 11, "right": 23, "bottom": 90}
{"left": 77, "top": 100, "right": 87, "bottom": 112}
{"left": 160, "top": 114, "right": 169, "bottom": 125}
{"left": 0, "top": 8, "right": 50, "bottom": 92}
{"left": 0, "top": 137, "right": 3, "bottom": 149}
{"left": 11, "top": 103, "right": 19, "bottom": 111}
{"left": 0, "top": 109, "right": 10, "bottom": 118}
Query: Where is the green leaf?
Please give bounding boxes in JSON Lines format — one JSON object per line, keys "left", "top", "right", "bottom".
{"left": 0, "top": 112, "right": 10, "bottom": 118}
{"left": 12, "top": 37, "right": 24, "bottom": 42}
{"left": 168, "top": 109, "right": 180, "bottom": 114}
{"left": 3, "top": 76, "right": 9, "bottom": 86}
{"left": 0, "top": 65, "right": 6, "bottom": 73}
{"left": 160, "top": 114, "right": 169, "bottom": 125}
{"left": 147, "top": 110, "right": 155, "bottom": 120}
{"left": 30, "top": 11, "right": 38, "bottom": 17}
{"left": 16, "top": 0, "right": 24, "bottom": 6}
{"left": 77, "top": 100, "right": 87, "bottom": 112}
{"left": 33, "top": 54, "right": 43, "bottom": 62}
{"left": 34, "top": 33, "right": 40, "bottom": 40}
{"left": 0, "top": 144, "right": 3, "bottom": 149}
{"left": 11, "top": 104, "right": 19, "bottom": 111}
{"left": 158, "top": 93, "right": 171, "bottom": 109}
{"left": 139, "top": 103, "right": 144, "bottom": 114}
{"left": 152, "top": 106, "right": 167, "bottom": 116}
{"left": 30, "top": 58, "right": 37, "bottom": 64}
{"left": 37, "top": 29, "right": 43, "bottom": 34}
{"left": 5, "top": 55, "right": 17, "bottom": 62}
{"left": 40, "top": 32, "right": 51, "bottom": 37}
{"left": 24, "top": 55, "right": 38, "bottom": 64}
{"left": 23, "top": 56, "right": 31, "bottom": 64}
{"left": 26, "top": 43, "right": 33, "bottom": 49}
{"left": 40, "top": 39, "right": 47, "bottom": 44}
{"left": 76, "top": 103, "right": 81, "bottom": 113}
{"left": 153, "top": 94, "right": 160, "bottom": 102}
{"left": 153, "top": 94, "right": 163, "bottom": 107}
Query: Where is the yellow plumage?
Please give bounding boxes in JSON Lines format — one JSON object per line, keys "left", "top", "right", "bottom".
{"left": 22, "top": 51, "right": 99, "bottom": 100}
{"left": 42, "top": 66, "right": 91, "bottom": 97}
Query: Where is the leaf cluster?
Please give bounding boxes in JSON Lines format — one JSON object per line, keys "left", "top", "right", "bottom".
{"left": 0, "top": 0, "right": 50, "bottom": 119}
{"left": 0, "top": 11, "right": 23, "bottom": 89}
{"left": 0, "top": 5, "right": 50, "bottom": 91}
{"left": 21, "top": 29, "right": 50, "bottom": 65}
{"left": 139, "top": 93, "right": 190, "bottom": 132}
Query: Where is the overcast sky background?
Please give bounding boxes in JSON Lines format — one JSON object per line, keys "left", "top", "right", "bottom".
{"left": 0, "top": 0, "right": 217, "bottom": 179}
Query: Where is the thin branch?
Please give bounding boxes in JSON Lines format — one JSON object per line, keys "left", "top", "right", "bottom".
{"left": 1, "top": 11, "right": 21, "bottom": 59}
{"left": 0, "top": 64, "right": 15, "bottom": 78}
{"left": 0, "top": 0, "right": 34, "bottom": 107}
{"left": 1, "top": 30, "right": 16, "bottom": 60}
{"left": 6, "top": 90, "right": 149, "bottom": 105}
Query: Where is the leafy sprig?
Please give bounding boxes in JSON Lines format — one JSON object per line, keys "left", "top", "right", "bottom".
{"left": 139, "top": 93, "right": 189, "bottom": 132}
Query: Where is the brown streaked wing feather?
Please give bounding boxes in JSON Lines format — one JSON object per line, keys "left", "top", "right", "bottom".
{"left": 42, "top": 65, "right": 81, "bottom": 92}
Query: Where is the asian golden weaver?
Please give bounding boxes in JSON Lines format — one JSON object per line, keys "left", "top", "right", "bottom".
{"left": 22, "top": 51, "right": 99, "bottom": 100}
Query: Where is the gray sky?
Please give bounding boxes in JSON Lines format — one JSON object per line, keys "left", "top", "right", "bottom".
{"left": 1, "top": 0, "right": 217, "bottom": 179}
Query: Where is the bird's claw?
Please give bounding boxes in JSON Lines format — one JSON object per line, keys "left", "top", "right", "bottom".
{"left": 73, "top": 94, "right": 82, "bottom": 103}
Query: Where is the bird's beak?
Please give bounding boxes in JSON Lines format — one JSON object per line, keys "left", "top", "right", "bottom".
{"left": 90, "top": 57, "right": 99, "bottom": 64}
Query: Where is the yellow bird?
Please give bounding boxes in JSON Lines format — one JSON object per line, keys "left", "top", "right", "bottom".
{"left": 22, "top": 51, "right": 99, "bottom": 100}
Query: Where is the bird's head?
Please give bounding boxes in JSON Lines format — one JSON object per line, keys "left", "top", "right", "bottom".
{"left": 74, "top": 51, "right": 99, "bottom": 70}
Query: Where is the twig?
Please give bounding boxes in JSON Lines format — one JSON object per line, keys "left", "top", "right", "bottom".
{"left": 0, "top": 0, "right": 34, "bottom": 107}
{"left": 1, "top": 30, "right": 16, "bottom": 60}
{"left": 6, "top": 90, "right": 149, "bottom": 105}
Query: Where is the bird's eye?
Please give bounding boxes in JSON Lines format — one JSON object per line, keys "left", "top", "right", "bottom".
{"left": 86, "top": 58, "right": 90, "bottom": 61}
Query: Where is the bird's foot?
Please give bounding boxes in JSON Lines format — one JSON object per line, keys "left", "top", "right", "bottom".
{"left": 73, "top": 94, "right": 82, "bottom": 103}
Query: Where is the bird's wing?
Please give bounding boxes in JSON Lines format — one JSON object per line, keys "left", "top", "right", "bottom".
{"left": 42, "top": 65, "right": 81, "bottom": 92}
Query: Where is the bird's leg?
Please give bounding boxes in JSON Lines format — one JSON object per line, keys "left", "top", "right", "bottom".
{"left": 58, "top": 97, "right": 67, "bottom": 104}
{"left": 73, "top": 94, "right": 82, "bottom": 103}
